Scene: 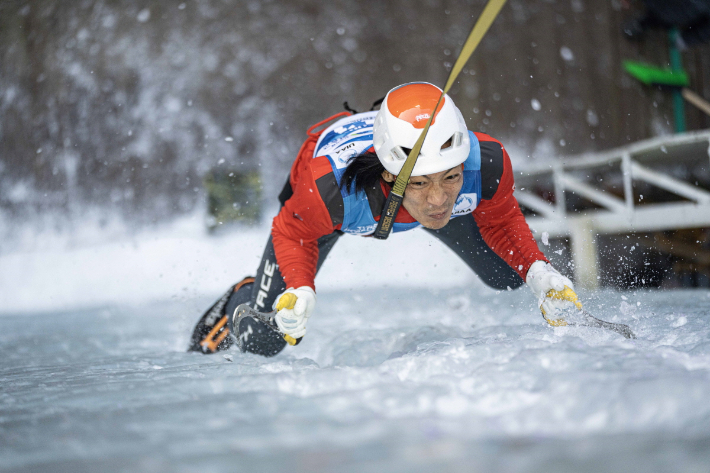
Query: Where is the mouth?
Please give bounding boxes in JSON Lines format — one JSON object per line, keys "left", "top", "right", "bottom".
{"left": 427, "top": 210, "right": 449, "bottom": 220}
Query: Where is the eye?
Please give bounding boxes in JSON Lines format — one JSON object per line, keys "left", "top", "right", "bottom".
{"left": 446, "top": 172, "right": 461, "bottom": 180}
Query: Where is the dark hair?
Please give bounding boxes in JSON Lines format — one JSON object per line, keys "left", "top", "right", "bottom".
{"left": 339, "top": 151, "right": 390, "bottom": 193}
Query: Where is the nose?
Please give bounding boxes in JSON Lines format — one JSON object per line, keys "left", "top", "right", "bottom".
{"left": 427, "top": 182, "right": 448, "bottom": 207}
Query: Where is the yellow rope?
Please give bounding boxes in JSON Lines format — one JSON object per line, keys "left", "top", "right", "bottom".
{"left": 375, "top": 0, "right": 508, "bottom": 238}
{"left": 390, "top": 0, "right": 508, "bottom": 198}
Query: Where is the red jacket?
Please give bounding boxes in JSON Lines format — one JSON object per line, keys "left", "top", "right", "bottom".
{"left": 272, "top": 117, "right": 546, "bottom": 290}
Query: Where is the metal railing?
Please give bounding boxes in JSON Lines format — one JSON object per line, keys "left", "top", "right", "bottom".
{"left": 514, "top": 130, "right": 710, "bottom": 289}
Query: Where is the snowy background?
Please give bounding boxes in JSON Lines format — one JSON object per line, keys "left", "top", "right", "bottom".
{"left": 2, "top": 0, "right": 710, "bottom": 471}
{"left": 3, "top": 0, "right": 710, "bottom": 241}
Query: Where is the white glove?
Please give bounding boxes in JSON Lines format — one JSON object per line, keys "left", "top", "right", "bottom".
{"left": 526, "top": 260, "right": 582, "bottom": 326}
{"left": 273, "top": 286, "right": 316, "bottom": 339}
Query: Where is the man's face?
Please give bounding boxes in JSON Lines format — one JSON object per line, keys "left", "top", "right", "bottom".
{"left": 382, "top": 165, "right": 464, "bottom": 230}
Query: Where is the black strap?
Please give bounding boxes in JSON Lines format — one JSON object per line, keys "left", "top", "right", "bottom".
{"left": 343, "top": 101, "right": 358, "bottom": 114}
{"left": 343, "top": 97, "right": 385, "bottom": 115}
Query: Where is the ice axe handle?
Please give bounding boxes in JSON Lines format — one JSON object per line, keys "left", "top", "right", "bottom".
{"left": 284, "top": 334, "right": 301, "bottom": 346}
{"left": 274, "top": 294, "right": 304, "bottom": 345}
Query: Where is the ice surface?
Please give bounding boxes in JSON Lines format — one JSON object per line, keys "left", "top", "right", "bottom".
{"left": 1, "top": 220, "right": 710, "bottom": 472}
{"left": 0, "top": 213, "right": 478, "bottom": 314}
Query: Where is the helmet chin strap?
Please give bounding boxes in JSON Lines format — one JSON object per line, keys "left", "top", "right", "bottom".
{"left": 373, "top": 0, "right": 508, "bottom": 240}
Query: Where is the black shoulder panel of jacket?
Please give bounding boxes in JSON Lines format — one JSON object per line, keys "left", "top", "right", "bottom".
{"left": 278, "top": 179, "right": 294, "bottom": 206}
{"left": 479, "top": 141, "right": 504, "bottom": 201}
{"left": 364, "top": 182, "right": 386, "bottom": 218}
{"left": 315, "top": 173, "right": 344, "bottom": 226}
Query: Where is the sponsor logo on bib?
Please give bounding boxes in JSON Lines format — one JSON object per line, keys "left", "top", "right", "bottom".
{"left": 344, "top": 223, "right": 377, "bottom": 235}
{"left": 452, "top": 193, "right": 477, "bottom": 216}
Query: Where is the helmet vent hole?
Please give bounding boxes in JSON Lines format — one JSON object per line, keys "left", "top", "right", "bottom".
{"left": 392, "top": 147, "right": 409, "bottom": 161}
{"left": 441, "top": 136, "right": 454, "bottom": 150}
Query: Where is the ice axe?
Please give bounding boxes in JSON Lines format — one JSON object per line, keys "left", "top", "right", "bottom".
{"left": 233, "top": 303, "right": 301, "bottom": 347}
{"left": 543, "top": 287, "right": 636, "bottom": 339}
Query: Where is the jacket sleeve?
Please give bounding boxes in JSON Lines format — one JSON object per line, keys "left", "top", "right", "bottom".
{"left": 271, "top": 157, "right": 340, "bottom": 291}
{"left": 472, "top": 135, "right": 548, "bottom": 279}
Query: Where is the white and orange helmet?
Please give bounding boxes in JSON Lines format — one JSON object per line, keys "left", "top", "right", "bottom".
{"left": 373, "top": 82, "right": 470, "bottom": 177}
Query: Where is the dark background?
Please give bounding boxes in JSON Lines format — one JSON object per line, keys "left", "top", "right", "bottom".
{"left": 1, "top": 0, "right": 709, "bottom": 235}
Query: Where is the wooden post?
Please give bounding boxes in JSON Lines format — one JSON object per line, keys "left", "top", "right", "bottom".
{"left": 570, "top": 218, "right": 599, "bottom": 290}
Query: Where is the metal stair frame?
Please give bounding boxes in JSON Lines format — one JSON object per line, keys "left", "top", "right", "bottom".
{"left": 514, "top": 130, "right": 710, "bottom": 289}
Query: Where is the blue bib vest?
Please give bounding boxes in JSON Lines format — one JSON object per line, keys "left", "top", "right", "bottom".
{"left": 314, "top": 112, "right": 482, "bottom": 236}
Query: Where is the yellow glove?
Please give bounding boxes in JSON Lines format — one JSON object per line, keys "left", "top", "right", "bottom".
{"left": 273, "top": 286, "right": 316, "bottom": 342}
{"left": 526, "top": 261, "right": 581, "bottom": 326}
{"left": 541, "top": 286, "right": 583, "bottom": 326}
